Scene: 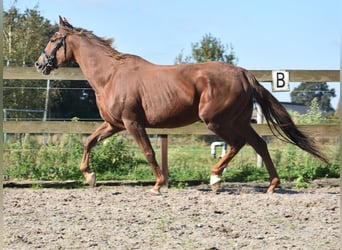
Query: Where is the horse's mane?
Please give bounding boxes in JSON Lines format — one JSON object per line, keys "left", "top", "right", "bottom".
{"left": 61, "top": 21, "right": 126, "bottom": 61}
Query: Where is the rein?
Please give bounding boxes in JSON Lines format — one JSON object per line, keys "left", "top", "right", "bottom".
{"left": 41, "top": 34, "right": 67, "bottom": 68}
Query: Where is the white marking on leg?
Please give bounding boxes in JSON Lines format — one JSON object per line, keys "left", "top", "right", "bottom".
{"left": 210, "top": 175, "right": 221, "bottom": 185}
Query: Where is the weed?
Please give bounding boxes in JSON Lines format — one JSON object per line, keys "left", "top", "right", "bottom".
{"left": 31, "top": 183, "right": 42, "bottom": 189}
{"left": 3, "top": 127, "right": 339, "bottom": 186}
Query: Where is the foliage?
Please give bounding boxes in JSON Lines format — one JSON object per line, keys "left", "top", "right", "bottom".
{"left": 290, "top": 82, "right": 336, "bottom": 113}
{"left": 4, "top": 131, "right": 339, "bottom": 188}
{"left": 3, "top": 95, "right": 339, "bottom": 185}
{"left": 222, "top": 164, "right": 269, "bottom": 182}
{"left": 4, "top": 134, "right": 83, "bottom": 180}
{"left": 220, "top": 142, "right": 339, "bottom": 186}
{"left": 288, "top": 98, "right": 322, "bottom": 124}
{"left": 175, "top": 33, "right": 237, "bottom": 65}
{"left": 3, "top": 5, "right": 58, "bottom": 67}
{"left": 89, "top": 136, "right": 139, "bottom": 180}
{"left": 280, "top": 144, "right": 340, "bottom": 187}
{"left": 3, "top": 5, "right": 57, "bottom": 120}
{"left": 3, "top": 4, "right": 100, "bottom": 121}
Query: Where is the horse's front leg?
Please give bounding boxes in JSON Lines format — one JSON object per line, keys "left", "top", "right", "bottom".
{"left": 81, "top": 121, "right": 122, "bottom": 187}
{"left": 123, "top": 120, "right": 165, "bottom": 194}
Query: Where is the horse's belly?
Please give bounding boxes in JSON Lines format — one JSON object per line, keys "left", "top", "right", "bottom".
{"left": 145, "top": 106, "right": 200, "bottom": 128}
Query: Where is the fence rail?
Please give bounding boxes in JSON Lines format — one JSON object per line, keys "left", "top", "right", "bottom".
{"left": 3, "top": 121, "right": 339, "bottom": 137}
{"left": 3, "top": 67, "right": 340, "bottom": 82}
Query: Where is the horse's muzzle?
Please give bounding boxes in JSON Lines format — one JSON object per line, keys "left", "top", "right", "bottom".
{"left": 35, "top": 57, "right": 51, "bottom": 75}
{"left": 35, "top": 63, "right": 50, "bottom": 75}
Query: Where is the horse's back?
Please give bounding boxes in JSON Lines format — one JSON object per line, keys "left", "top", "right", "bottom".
{"left": 112, "top": 59, "right": 254, "bottom": 127}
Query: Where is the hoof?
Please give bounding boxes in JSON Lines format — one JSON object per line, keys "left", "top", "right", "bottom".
{"left": 85, "top": 172, "right": 96, "bottom": 187}
{"left": 267, "top": 178, "right": 280, "bottom": 193}
{"left": 211, "top": 182, "right": 221, "bottom": 193}
{"left": 210, "top": 175, "right": 222, "bottom": 193}
{"left": 150, "top": 189, "right": 161, "bottom": 196}
{"left": 266, "top": 187, "right": 275, "bottom": 194}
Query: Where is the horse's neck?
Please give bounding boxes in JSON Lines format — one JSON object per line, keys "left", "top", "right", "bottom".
{"left": 73, "top": 40, "right": 116, "bottom": 93}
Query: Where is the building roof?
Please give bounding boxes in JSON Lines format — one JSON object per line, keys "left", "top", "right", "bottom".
{"left": 280, "top": 102, "right": 310, "bottom": 114}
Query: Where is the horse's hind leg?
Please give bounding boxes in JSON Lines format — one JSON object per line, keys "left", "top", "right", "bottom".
{"left": 81, "top": 122, "right": 122, "bottom": 187}
{"left": 239, "top": 124, "right": 280, "bottom": 193}
{"left": 207, "top": 124, "right": 246, "bottom": 191}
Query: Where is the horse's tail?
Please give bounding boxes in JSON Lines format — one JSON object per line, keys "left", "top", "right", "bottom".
{"left": 246, "top": 71, "right": 329, "bottom": 164}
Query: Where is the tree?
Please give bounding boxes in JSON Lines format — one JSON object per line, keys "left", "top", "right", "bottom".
{"left": 290, "top": 82, "right": 336, "bottom": 113}
{"left": 3, "top": 6, "right": 58, "bottom": 67}
{"left": 175, "top": 33, "right": 237, "bottom": 65}
{"left": 3, "top": 4, "right": 100, "bottom": 121}
{"left": 3, "top": 5, "right": 58, "bottom": 120}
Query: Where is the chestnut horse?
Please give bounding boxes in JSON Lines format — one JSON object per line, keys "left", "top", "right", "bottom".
{"left": 35, "top": 17, "right": 328, "bottom": 194}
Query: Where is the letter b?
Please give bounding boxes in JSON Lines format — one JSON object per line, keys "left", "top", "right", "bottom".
{"left": 276, "top": 72, "right": 285, "bottom": 88}
{"left": 272, "top": 71, "right": 289, "bottom": 92}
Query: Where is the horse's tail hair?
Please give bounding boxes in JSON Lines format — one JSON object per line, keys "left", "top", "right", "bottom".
{"left": 246, "top": 71, "right": 329, "bottom": 164}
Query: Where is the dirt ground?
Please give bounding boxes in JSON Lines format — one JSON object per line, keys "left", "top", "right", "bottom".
{"left": 3, "top": 182, "right": 340, "bottom": 250}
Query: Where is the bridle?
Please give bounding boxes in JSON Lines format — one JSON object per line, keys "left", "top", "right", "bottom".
{"left": 41, "top": 33, "right": 67, "bottom": 68}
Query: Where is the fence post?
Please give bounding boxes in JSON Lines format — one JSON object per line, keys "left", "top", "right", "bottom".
{"left": 256, "top": 103, "right": 263, "bottom": 167}
{"left": 3, "top": 109, "right": 7, "bottom": 142}
{"left": 160, "top": 134, "right": 169, "bottom": 187}
{"left": 42, "top": 79, "right": 51, "bottom": 145}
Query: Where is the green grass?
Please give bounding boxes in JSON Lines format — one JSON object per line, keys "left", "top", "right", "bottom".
{"left": 3, "top": 134, "right": 340, "bottom": 187}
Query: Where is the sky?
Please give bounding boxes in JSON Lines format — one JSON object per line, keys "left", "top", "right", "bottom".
{"left": 4, "top": 0, "right": 340, "bottom": 108}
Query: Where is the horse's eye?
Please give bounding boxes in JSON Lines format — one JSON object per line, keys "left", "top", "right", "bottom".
{"left": 50, "top": 38, "right": 56, "bottom": 42}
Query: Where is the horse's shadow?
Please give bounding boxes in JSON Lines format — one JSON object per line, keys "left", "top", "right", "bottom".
{"left": 196, "top": 185, "right": 301, "bottom": 195}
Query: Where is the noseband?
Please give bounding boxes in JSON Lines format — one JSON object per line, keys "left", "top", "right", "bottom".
{"left": 41, "top": 34, "right": 67, "bottom": 68}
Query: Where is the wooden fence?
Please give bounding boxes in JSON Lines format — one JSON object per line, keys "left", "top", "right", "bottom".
{"left": 2, "top": 120, "right": 339, "bottom": 137}
{"left": 2, "top": 121, "right": 339, "bottom": 185}
{"left": 3, "top": 67, "right": 340, "bottom": 184}
{"left": 3, "top": 67, "right": 339, "bottom": 82}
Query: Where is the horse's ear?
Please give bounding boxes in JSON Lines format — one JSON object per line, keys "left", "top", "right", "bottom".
{"left": 59, "top": 16, "right": 65, "bottom": 26}
{"left": 59, "top": 16, "right": 70, "bottom": 26}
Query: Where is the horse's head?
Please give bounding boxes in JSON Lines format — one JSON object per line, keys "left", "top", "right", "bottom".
{"left": 35, "top": 16, "right": 73, "bottom": 75}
